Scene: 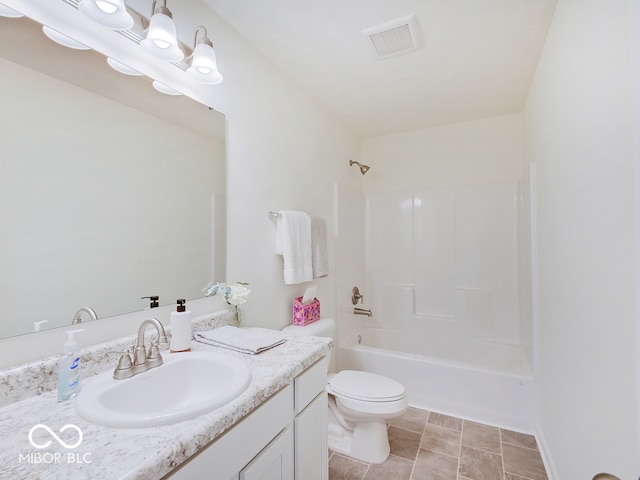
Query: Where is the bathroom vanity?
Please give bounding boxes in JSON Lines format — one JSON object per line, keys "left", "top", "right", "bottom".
{"left": 167, "top": 355, "right": 329, "bottom": 480}
{"left": 0, "top": 321, "right": 331, "bottom": 480}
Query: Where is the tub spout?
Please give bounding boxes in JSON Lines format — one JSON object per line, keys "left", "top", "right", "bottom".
{"left": 354, "top": 307, "right": 372, "bottom": 317}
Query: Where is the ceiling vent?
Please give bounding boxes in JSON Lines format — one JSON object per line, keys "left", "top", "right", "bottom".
{"left": 363, "top": 14, "right": 419, "bottom": 59}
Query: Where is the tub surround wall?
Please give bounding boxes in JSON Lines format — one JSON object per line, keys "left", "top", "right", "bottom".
{"left": 361, "top": 113, "right": 531, "bottom": 353}
{"left": 333, "top": 183, "right": 368, "bottom": 350}
{"left": 365, "top": 182, "right": 520, "bottom": 345}
{"left": 517, "top": 164, "right": 536, "bottom": 373}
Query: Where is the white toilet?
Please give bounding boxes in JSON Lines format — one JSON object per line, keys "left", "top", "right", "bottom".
{"left": 283, "top": 318, "right": 408, "bottom": 464}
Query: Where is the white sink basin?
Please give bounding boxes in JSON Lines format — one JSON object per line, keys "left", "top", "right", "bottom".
{"left": 75, "top": 350, "right": 251, "bottom": 428}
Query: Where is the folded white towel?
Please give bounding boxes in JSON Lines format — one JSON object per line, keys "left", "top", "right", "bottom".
{"left": 311, "top": 215, "right": 329, "bottom": 278}
{"left": 194, "top": 326, "right": 286, "bottom": 355}
{"left": 275, "top": 211, "right": 313, "bottom": 284}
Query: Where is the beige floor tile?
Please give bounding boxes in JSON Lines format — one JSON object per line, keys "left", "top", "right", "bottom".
{"left": 459, "top": 445, "right": 504, "bottom": 480}
{"left": 502, "top": 443, "right": 548, "bottom": 480}
{"left": 328, "top": 408, "right": 549, "bottom": 480}
{"left": 389, "top": 407, "right": 430, "bottom": 433}
{"left": 329, "top": 453, "right": 369, "bottom": 480}
{"left": 505, "top": 473, "right": 535, "bottom": 480}
{"left": 412, "top": 449, "right": 459, "bottom": 480}
{"left": 421, "top": 423, "right": 461, "bottom": 458}
{"left": 462, "top": 421, "right": 501, "bottom": 455}
{"left": 388, "top": 425, "right": 422, "bottom": 461}
{"left": 428, "top": 412, "right": 463, "bottom": 431}
{"left": 501, "top": 429, "right": 539, "bottom": 450}
{"left": 363, "top": 454, "right": 413, "bottom": 480}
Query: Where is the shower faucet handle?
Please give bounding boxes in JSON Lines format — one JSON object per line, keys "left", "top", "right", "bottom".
{"left": 351, "top": 286, "right": 364, "bottom": 305}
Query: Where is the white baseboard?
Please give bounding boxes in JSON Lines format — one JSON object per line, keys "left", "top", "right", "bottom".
{"left": 535, "top": 424, "right": 559, "bottom": 480}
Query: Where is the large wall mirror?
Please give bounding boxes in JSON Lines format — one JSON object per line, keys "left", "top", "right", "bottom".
{"left": 0, "top": 15, "right": 226, "bottom": 339}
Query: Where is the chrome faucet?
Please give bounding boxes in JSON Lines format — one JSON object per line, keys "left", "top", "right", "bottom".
{"left": 354, "top": 307, "right": 372, "bottom": 317}
{"left": 72, "top": 306, "right": 98, "bottom": 324}
{"left": 112, "top": 317, "right": 169, "bottom": 380}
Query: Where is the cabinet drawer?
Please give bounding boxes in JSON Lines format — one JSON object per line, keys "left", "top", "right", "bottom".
{"left": 294, "top": 356, "right": 328, "bottom": 413}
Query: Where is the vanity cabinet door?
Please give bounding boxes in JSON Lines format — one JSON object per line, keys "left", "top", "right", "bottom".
{"left": 240, "top": 425, "right": 294, "bottom": 480}
{"left": 163, "top": 385, "right": 293, "bottom": 480}
{"left": 294, "top": 391, "right": 328, "bottom": 480}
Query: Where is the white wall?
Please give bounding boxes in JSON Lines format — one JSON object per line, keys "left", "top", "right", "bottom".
{"left": 362, "top": 113, "right": 524, "bottom": 192}
{"left": 524, "top": 0, "right": 639, "bottom": 478}
{"left": 176, "top": 3, "right": 363, "bottom": 329}
{"left": 1, "top": 3, "right": 362, "bottom": 364}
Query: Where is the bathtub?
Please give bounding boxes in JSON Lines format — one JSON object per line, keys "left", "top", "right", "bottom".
{"left": 336, "top": 327, "right": 535, "bottom": 432}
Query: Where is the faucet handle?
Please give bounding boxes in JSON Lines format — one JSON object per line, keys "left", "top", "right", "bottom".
{"left": 108, "top": 349, "right": 134, "bottom": 380}
{"left": 156, "top": 333, "right": 170, "bottom": 350}
{"left": 116, "top": 351, "right": 133, "bottom": 370}
{"left": 146, "top": 340, "right": 164, "bottom": 368}
{"left": 351, "top": 286, "right": 365, "bottom": 305}
{"left": 147, "top": 340, "right": 162, "bottom": 360}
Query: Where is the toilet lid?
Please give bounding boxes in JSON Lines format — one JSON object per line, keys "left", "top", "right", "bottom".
{"left": 328, "top": 370, "right": 405, "bottom": 402}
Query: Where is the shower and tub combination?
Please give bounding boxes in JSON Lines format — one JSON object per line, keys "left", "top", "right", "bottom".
{"left": 334, "top": 177, "right": 536, "bottom": 431}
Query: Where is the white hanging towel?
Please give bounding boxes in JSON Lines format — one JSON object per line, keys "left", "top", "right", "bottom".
{"left": 275, "top": 210, "right": 313, "bottom": 284}
{"left": 311, "top": 215, "right": 329, "bottom": 278}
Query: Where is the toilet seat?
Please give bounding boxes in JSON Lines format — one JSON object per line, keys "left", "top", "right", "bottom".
{"left": 327, "top": 370, "right": 405, "bottom": 402}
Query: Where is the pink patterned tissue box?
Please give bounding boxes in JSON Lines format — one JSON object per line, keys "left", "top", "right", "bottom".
{"left": 292, "top": 297, "right": 320, "bottom": 326}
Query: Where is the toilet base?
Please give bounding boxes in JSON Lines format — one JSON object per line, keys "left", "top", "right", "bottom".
{"left": 327, "top": 406, "right": 391, "bottom": 464}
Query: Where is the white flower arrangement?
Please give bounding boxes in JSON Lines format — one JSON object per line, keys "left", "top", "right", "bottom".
{"left": 203, "top": 281, "right": 251, "bottom": 307}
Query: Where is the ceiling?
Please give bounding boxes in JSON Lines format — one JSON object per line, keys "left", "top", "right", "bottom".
{"left": 203, "top": 0, "right": 558, "bottom": 138}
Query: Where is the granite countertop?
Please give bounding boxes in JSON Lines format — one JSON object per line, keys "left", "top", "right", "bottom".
{"left": 0, "top": 334, "right": 331, "bottom": 480}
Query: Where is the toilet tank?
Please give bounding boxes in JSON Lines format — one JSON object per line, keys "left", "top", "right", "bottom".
{"left": 282, "top": 318, "right": 336, "bottom": 372}
{"left": 282, "top": 318, "right": 335, "bottom": 340}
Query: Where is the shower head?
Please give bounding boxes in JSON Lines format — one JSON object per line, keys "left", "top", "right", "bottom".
{"left": 349, "top": 160, "right": 370, "bottom": 175}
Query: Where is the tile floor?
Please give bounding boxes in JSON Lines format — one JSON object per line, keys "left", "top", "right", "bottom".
{"left": 328, "top": 407, "right": 548, "bottom": 480}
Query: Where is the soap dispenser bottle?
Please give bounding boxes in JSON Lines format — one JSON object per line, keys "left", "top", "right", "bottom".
{"left": 170, "top": 299, "right": 192, "bottom": 352}
{"left": 58, "top": 329, "right": 84, "bottom": 402}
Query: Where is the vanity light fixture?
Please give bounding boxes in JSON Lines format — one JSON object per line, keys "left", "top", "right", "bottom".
{"left": 78, "top": 0, "right": 134, "bottom": 30}
{"left": 0, "top": 3, "right": 23, "bottom": 18}
{"left": 141, "top": 0, "right": 184, "bottom": 62}
{"left": 152, "top": 80, "right": 182, "bottom": 95}
{"left": 186, "top": 26, "right": 223, "bottom": 85}
{"left": 42, "top": 26, "right": 91, "bottom": 50}
{"left": 107, "top": 57, "right": 143, "bottom": 75}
